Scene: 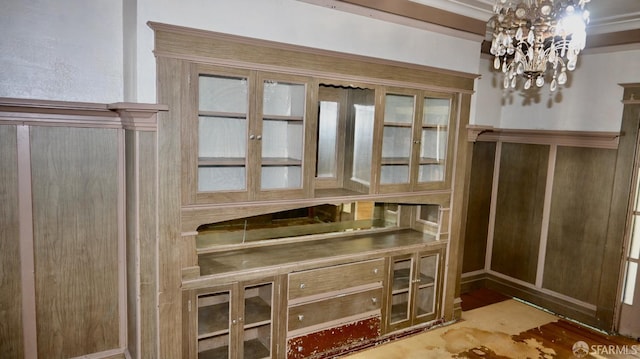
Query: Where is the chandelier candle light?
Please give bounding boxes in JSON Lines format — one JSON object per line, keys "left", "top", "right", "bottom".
{"left": 488, "top": 0, "right": 590, "bottom": 91}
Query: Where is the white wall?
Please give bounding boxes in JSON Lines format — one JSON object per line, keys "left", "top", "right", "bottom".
{"left": 476, "top": 47, "right": 640, "bottom": 132}
{"left": 0, "top": 0, "right": 123, "bottom": 103}
{"left": 133, "top": 0, "right": 482, "bottom": 104}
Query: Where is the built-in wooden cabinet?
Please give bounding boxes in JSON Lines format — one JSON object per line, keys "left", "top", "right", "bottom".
{"left": 187, "top": 65, "right": 315, "bottom": 204}
{"left": 377, "top": 89, "right": 456, "bottom": 193}
{"left": 387, "top": 249, "right": 444, "bottom": 333}
{"left": 152, "top": 21, "right": 473, "bottom": 359}
{"left": 184, "top": 277, "right": 281, "bottom": 359}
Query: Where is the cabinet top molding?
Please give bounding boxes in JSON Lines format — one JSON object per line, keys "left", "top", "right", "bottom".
{"left": 147, "top": 21, "right": 478, "bottom": 93}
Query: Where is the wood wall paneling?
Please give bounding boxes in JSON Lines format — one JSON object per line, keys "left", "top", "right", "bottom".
{"left": 544, "top": 146, "right": 617, "bottom": 305}
{"left": 125, "top": 131, "right": 139, "bottom": 358}
{"left": 0, "top": 125, "right": 24, "bottom": 358}
{"left": 491, "top": 143, "right": 549, "bottom": 284}
{"left": 30, "top": 126, "right": 120, "bottom": 357}
{"left": 462, "top": 141, "right": 495, "bottom": 273}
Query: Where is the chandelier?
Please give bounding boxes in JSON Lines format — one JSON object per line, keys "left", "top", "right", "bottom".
{"left": 488, "top": 0, "right": 591, "bottom": 91}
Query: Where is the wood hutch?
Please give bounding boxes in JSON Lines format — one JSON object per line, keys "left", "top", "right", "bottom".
{"left": 151, "top": 22, "right": 475, "bottom": 359}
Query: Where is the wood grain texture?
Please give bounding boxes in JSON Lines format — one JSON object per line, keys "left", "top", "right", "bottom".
{"left": 491, "top": 143, "right": 549, "bottom": 284}
{"left": 150, "top": 23, "right": 476, "bottom": 92}
{"left": 544, "top": 146, "right": 617, "bottom": 304}
{"left": 157, "top": 56, "right": 188, "bottom": 359}
{"left": 462, "top": 141, "right": 495, "bottom": 273}
{"left": 30, "top": 126, "right": 120, "bottom": 357}
{"left": 0, "top": 125, "right": 24, "bottom": 358}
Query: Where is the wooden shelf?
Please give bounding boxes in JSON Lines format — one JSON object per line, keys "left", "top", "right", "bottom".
{"left": 381, "top": 157, "right": 410, "bottom": 166}
{"left": 198, "top": 302, "right": 230, "bottom": 337}
{"left": 418, "top": 157, "right": 443, "bottom": 165}
{"left": 199, "top": 110, "right": 247, "bottom": 119}
{"left": 263, "top": 114, "right": 304, "bottom": 121}
{"left": 243, "top": 338, "right": 270, "bottom": 359}
{"left": 383, "top": 122, "right": 413, "bottom": 127}
{"left": 244, "top": 296, "right": 272, "bottom": 327}
{"left": 198, "top": 345, "right": 229, "bottom": 359}
{"left": 199, "top": 157, "right": 246, "bottom": 166}
{"left": 261, "top": 157, "right": 302, "bottom": 166}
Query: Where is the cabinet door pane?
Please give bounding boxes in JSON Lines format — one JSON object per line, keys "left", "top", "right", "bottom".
{"left": 390, "top": 258, "right": 412, "bottom": 324}
{"left": 198, "top": 74, "right": 249, "bottom": 192}
{"left": 415, "top": 254, "right": 438, "bottom": 318}
{"left": 381, "top": 94, "right": 414, "bottom": 185}
{"left": 197, "top": 291, "right": 231, "bottom": 358}
{"left": 261, "top": 81, "right": 305, "bottom": 190}
{"left": 243, "top": 283, "right": 273, "bottom": 359}
{"left": 317, "top": 101, "right": 339, "bottom": 178}
{"left": 352, "top": 104, "right": 375, "bottom": 185}
{"left": 419, "top": 97, "right": 450, "bottom": 183}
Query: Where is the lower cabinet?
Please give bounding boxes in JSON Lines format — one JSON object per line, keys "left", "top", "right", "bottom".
{"left": 183, "top": 276, "right": 281, "bottom": 359}
{"left": 386, "top": 248, "right": 444, "bottom": 333}
{"left": 183, "top": 247, "right": 445, "bottom": 358}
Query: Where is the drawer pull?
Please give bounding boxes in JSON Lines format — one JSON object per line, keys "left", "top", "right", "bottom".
{"left": 371, "top": 297, "right": 378, "bottom": 305}
{"left": 298, "top": 314, "right": 304, "bottom": 321}
{"left": 373, "top": 268, "right": 379, "bottom": 274}
{"left": 299, "top": 283, "right": 306, "bottom": 289}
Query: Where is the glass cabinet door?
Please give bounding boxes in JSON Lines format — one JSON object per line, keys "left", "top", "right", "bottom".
{"left": 197, "top": 290, "right": 232, "bottom": 359}
{"left": 198, "top": 73, "right": 250, "bottom": 194}
{"left": 418, "top": 97, "right": 451, "bottom": 185}
{"left": 258, "top": 77, "right": 307, "bottom": 192}
{"left": 380, "top": 93, "right": 415, "bottom": 186}
{"left": 241, "top": 282, "right": 274, "bottom": 359}
{"left": 389, "top": 256, "right": 413, "bottom": 329}
{"left": 414, "top": 253, "right": 439, "bottom": 322}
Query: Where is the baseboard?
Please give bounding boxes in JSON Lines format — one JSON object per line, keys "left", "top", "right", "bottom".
{"left": 460, "top": 271, "right": 606, "bottom": 331}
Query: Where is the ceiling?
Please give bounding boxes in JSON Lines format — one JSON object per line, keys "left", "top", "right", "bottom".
{"left": 300, "top": 0, "right": 640, "bottom": 50}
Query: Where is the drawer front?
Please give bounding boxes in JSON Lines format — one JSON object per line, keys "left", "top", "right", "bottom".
{"left": 288, "top": 259, "right": 384, "bottom": 300}
{"left": 288, "top": 288, "right": 382, "bottom": 331}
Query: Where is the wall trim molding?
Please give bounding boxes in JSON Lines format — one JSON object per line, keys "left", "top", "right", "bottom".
{"left": 0, "top": 98, "right": 167, "bottom": 129}
{"left": 467, "top": 125, "right": 621, "bottom": 149}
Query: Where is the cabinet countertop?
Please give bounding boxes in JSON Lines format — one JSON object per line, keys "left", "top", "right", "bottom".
{"left": 186, "top": 228, "right": 444, "bottom": 289}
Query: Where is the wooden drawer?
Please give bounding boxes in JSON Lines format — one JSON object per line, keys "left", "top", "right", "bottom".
{"left": 288, "top": 288, "right": 382, "bottom": 332}
{"left": 288, "top": 259, "right": 384, "bottom": 300}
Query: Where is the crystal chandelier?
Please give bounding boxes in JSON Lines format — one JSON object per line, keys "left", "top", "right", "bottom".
{"left": 488, "top": 0, "right": 590, "bottom": 91}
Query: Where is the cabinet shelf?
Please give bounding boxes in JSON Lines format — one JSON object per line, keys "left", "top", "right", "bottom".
{"left": 261, "top": 157, "right": 302, "bottom": 166}
{"left": 244, "top": 296, "right": 272, "bottom": 327}
{"left": 243, "top": 338, "right": 271, "bottom": 359}
{"left": 198, "top": 345, "right": 229, "bottom": 359}
{"left": 198, "top": 303, "right": 230, "bottom": 338}
{"left": 263, "top": 114, "right": 304, "bottom": 121}
{"left": 383, "top": 122, "right": 413, "bottom": 127}
{"left": 381, "top": 157, "right": 410, "bottom": 166}
{"left": 199, "top": 110, "right": 247, "bottom": 119}
{"left": 418, "top": 157, "right": 444, "bottom": 165}
{"left": 199, "top": 157, "right": 246, "bottom": 166}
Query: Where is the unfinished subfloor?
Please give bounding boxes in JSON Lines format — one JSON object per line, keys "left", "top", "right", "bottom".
{"left": 344, "top": 290, "right": 639, "bottom": 358}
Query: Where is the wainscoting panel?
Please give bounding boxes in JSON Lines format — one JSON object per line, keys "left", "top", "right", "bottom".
{"left": 30, "top": 126, "right": 121, "bottom": 357}
{"left": 0, "top": 125, "right": 23, "bottom": 358}
{"left": 491, "top": 143, "right": 549, "bottom": 284}
{"left": 462, "top": 141, "right": 495, "bottom": 273}
{"left": 544, "top": 146, "right": 617, "bottom": 304}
